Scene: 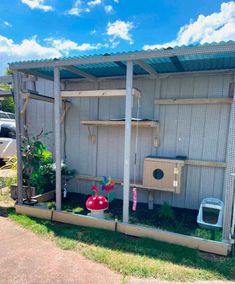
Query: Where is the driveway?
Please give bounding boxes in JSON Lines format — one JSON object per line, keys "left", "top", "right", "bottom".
{"left": 0, "top": 215, "right": 232, "bottom": 284}
{"left": 0, "top": 216, "right": 121, "bottom": 284}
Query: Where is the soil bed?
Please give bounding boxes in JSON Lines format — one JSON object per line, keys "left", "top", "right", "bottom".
{"left": 55, "top": 192, "right": 222, "bottom": 241}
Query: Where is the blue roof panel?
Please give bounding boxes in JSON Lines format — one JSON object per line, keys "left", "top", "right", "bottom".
{"left": 11, "top": 41, "right": 235, "bottom": 79}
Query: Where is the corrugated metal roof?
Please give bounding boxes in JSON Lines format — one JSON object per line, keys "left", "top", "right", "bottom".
{"left": 9, "top": 41, "right": 235, "bottom": 80}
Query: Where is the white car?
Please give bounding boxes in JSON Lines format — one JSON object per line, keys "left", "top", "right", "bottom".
{"left": 0, "top": 111, "right": 15, "bottom": 121}
{"left": 0, "top": 118, "right": 16, "bottom": 160}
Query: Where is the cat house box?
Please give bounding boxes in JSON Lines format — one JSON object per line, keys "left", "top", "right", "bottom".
{"left": 143, "top": 157, "right": 185, "bottom": 193}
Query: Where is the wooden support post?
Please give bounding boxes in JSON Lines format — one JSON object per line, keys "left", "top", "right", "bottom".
{"left": 222, "top": 73, "right": 235, "bottom": 243}
{"left": 54, "top": 67, "right": 62, "bottom": 210}
{"left": 123, "top": 61, "right": 133, "bottom": 223}
{"left": 13, "top": 71, "right": 23, "bottom": 204}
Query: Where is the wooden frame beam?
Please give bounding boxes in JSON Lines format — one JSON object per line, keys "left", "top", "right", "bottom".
{"left": 63, "top": 66, "right": 97, "bottom": 81}
{"left": 222, "top": 73, "right": 235, "bottom": 242}
{"left": 135, "top": 60, "right": 158, "bottom": 78}
{"left": 170, "top": 55, "right": 184, "bottom": 72}
{"left": 61, "top": 88, "right": 141, "bottom": 98}
{"left": 13, "top": 71, "right": 23, "bottom": 204}
{"left": 123, "top": 61, "right": 133, "bottom": 223}
{"left": 155, "top": 98, "right": 233, "bottom": 105}
{"left": 20, "top": 92, "right": 71, "bottom": 121}
{"left": 21, "top": 69, "right": 54, "bottom": 81}
{"left": 54, "top": 67, "right": 62, "bottom": 210}
{"left": 80, "top": 120, "right": 159, "bottom": 128}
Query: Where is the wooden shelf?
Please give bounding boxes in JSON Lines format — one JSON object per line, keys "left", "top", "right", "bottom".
{"left": 80, "top": 120, "right": 159, "bottom": 128}
{"left": 155, "top": 98, "right": 233, "bottom": 105}
{"left": 77, "top": 175, "right": 169, "bottom": 191}
{"left": 61, "top": 88, "right": 141, "bottom": 98}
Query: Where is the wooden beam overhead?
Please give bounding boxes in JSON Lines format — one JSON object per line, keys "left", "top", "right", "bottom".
{"left": 21, "top": 69, "right": 54, "bottom": 81}
{"left": 21, "top": 92, "right": 70, "bottom": 104}
{"left": 135, "top": 60, "right": 158, "bottom": 78}
{"left": 115, "top": 61, "right": 138, "bottom": 75}
{"left": 170, "top": 55, "right": 184, "bottom": 72}
{"left": 63, "top": 66, "right": 97, "bottom": 81}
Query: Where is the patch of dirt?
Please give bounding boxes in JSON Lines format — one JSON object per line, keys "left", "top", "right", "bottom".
{"left": 199, "top": 251, "right": 227, "bottom": 261}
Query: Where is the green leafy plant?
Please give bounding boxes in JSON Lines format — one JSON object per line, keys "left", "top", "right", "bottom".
{"left": 33, "top": 161, "right": 76, "bottom": 195}
{"left": 0, "top": 69, "right": 14, "bottom": 113}
{"left": 159, "top": 202, "right": 175, "bottom": 221}
{"left": 47, "top": 201, "right": 56, "bottom": 210}
{"left": 21, "top": 129, "right": 52, "bottom": 201}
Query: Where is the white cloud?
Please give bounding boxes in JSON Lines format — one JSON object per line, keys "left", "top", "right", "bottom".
{"left": 0, "top": 35, "right": 60, "bottom": 74}
{"left": 143, "top": 1, "right": 235, "bottom": 50}
{"left": 67, "top": 0, "right": 90, "bottom": 16}
{"left": 21, "top": 0, "right": 53, "bottom": 11}
{"left": 88, "top": 0, "right": 102, "bottom": 6}
{"left": 90, "top": 29, "right": 97, "bottom": 35}
{"left": 113, "top": 0, "right": 119, "bottom": 3}
{"left": 45, "top": 38, "right": 107, "bottom": 54}
{"left": 3, "top": 21, "right": 12, "bottom": 27}
{"left": 0, "top": 35, "right": 108, "bottom": 74}
{"left": 104, "top": 5, "right": 113, "bottom": 14}
{"left": 106, "top": 20, "right": 134, "bottom": 44}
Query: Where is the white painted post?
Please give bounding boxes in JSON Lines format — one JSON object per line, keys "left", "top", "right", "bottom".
{"left": 123, "top": 61, "right": 133, "bottom": 223}
{"left": 54, "top": 67, "right": 62, "bottom": 210}
{"left": 222, "top": 73, "right": 235, "bottom": 242}
{"left": 13, "top": 71, "right": 23, "bottom": 204}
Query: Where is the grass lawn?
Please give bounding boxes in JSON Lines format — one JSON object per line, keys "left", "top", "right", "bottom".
{"left": 6, "top": 207, "right": 235, "bottom": 282}
{"left": 61, "top": 193, "right": 222, "bottom": 241}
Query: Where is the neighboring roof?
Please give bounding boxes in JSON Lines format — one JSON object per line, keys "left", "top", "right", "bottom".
{"left": 0, "top": 75, "right": 13, "bottom": 85}
{"left": 9, "top": 41, "right": 235, "bottom": 80}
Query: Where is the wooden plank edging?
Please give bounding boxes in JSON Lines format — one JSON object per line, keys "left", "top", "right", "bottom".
{"left": 117, "top": 223, "right": 229, "bottom": 256}
{"left": 15, "top": 204, "right": 52, "bottom": 220}
{"left": 14, "top": 205, "right": 230, "bottom": 256}
{"left": 33, "top": 190, "right": 55, "bottom": 202}
{"left": 53, "top": 211, "right": 116, "bottom": 231}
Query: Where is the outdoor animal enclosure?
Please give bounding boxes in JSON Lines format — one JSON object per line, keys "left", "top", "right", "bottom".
{"left": 10, "top": 42, "right": 235, "bottom": 255}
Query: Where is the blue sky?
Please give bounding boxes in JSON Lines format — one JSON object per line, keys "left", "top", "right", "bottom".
{"left": 0, "top": 0, "right": 235, "bottom": 74}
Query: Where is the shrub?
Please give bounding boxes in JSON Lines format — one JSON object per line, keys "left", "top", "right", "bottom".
{"left": 159, "top": 202, "right": 175, "bottom": 220}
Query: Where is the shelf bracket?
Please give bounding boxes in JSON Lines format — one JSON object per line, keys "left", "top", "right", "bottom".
{"left": 60, "top": 102, "right": 71, "bottom": 124}
{"left": 87, "top": 126, "right": 96, "bottom": 144}
{"left": 153, "top": 125, "right": 160, "bottom": 147}
{"left": 20, "top": 95, "right": 30, "bottom": 115}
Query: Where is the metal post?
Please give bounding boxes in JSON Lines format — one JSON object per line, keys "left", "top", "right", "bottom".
{"left": 13, "top": 71, "right": 23, "bottom": 204}
{"left": 123, "top": 61, "right": 133, "bottom": 223}
{"left": 222, "top": 73, "right": 235, "bottom": 242}
{"left": 54, "top": 67, "right": 62, "bottom": 210}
